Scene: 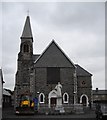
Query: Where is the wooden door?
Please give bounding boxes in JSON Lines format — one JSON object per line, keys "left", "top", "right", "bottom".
{"left": 82, "top": 96, "right": 86, "bottom": 106}
{"left": 51, "top": 98, "right": 57, "bottom": 107}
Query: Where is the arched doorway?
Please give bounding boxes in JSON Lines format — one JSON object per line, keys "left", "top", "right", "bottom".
{"left": 48, "top": 90, "right": 57, "bottom": 108}
{"left": 80, "top": 94, "right": 89, "bottom": 107}
{"left": 82, "top": 96, "right": 87, "bottom": 106}
{"left": 51, "top": 98, "right": 57, "bottom": 107}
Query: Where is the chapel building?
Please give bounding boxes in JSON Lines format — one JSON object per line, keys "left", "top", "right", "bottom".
{"left": 14, "top": 16, "right": 92, "bottom": 108}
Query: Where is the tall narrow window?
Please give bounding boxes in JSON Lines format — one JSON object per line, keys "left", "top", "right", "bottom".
{"left": 39, "top": 93, "right": 45, "bottom": 103}
{"left": 65, "top": 94, "right": 67, "bottom": 101}
{"left": 23, "top": 44, "right": 29, "bottom": 52}
{"left": 63, "top": 93, "right": 69, "bottom": 103}
{"left": 47, "top": 67, "right": 60, "bottom": 84}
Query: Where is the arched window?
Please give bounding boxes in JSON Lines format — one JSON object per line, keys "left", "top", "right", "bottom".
{"left": 80, "top": 94, "right": 89, "bottom": 107}
{"left": 65, "top": 94, "right": 67, "bottom": 101}
{"left": 23, "top": 44, "right": 29, "bottom": 52}
{"left": 63, "top": 93, "right": 69, "bottom": 103}
{"left": 39, "top": 93, "right": 45, "bottom": 103}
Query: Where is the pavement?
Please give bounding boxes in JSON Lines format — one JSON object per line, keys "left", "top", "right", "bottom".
{"left": 2, "top": 107, "right": 96, "bottom": 120}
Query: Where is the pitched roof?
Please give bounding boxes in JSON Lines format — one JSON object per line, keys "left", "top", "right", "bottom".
{"left": 3, "top": 89, "right": 11, "bottom": 96}
{"left": 93, "top": 90, "right": 107, "bottom": 95}
{"left": 21, "top": 16, "right": 33, "bottom": 40}
{"left": 33, "top": 54, "right": 40, "bottom": 62}
{"left": 34, "top": 40, "right": 76, "bottom": 68}
{"left": 75, "top": 64, "right": 92, "bottom": 76}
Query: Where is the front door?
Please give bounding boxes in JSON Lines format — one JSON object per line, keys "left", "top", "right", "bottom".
{"left": 82, "top": 96, "right": 86, "bottom": 106}
{"left": 51, "top": 98, "right": 57, "bottom": 107}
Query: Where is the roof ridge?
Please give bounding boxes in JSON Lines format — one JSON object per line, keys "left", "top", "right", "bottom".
{"left": 34, "top": 40, "right": 76, "bottom": 68}
{"left": 75, "top": 64, "right": 92, "bottom": 76}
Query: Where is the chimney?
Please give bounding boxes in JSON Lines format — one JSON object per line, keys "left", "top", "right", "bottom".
{"left": 96, "top": 88, "right": 98, "bottom": 92}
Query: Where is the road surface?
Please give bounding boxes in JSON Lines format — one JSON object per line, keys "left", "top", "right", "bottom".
{"left": 2, "top": 107, "right": 96, "bottom": 120}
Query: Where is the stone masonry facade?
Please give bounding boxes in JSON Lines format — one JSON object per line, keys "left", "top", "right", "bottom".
{"left": 14, "top": 16, "right": 92, "bottom": 108}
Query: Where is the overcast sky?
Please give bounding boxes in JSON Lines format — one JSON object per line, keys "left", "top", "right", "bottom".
{"left": 0, "top": 1, "right": 105, "bottom": 90}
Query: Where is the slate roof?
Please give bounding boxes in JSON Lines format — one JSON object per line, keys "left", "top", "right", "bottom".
{"left": 93, "top": 90, "right": 107, "bottom": 95}
{"left": 21, "top": 16, "right": 33, "bottom": 40}
{"left": 33, "top": 54, "right": 40, "bottom": 62}
{"left": 32, "top": 43, "right": 92, "bottom": 77}
{"left": 75, "top": 64, "right": 92, "bottom": 76}
{"left": 34, "top": 40, "right": 76, "bottom": 68}
{"left": 3, "top": 89, "right": 11, "bottom": 96}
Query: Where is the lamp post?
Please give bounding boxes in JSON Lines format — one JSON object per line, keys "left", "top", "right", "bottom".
{"left": 73, "top": 92, "right": 76, "bottom": 105}
{"left": 37, "top": 92, "right": 39, "bottom": 110}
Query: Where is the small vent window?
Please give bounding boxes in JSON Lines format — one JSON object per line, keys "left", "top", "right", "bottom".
{"left": 23, "top": 44, "right": 29, "bottom": 52}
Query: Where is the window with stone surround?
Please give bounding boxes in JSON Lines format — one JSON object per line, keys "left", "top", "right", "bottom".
{"left": 63, "top": 93, "right": 69, "bottom": 103}
{"left": 39, "top": 93, "right": 45, "bottom": 103}
{"left": 23, "top": 44, "right": 29, "bottom": 52}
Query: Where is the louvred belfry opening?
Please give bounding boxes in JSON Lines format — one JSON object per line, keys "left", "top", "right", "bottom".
{"left": 18, "top": 15, "right": 33, "bottom": 59}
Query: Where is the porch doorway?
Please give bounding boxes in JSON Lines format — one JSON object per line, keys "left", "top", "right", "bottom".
{"left": 51, "top": 98, "right": 57, "bottom": 107}
{"left": 48, "top": 90, "right": 57, "bottom": 108}
{"left": 80, "top": 94, "right": 89, "bottom": 107}
{"left": 82, "top": 96, "right": 87, "bottom": 106}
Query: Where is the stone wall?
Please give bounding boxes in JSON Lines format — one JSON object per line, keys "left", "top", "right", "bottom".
{"left": 34, "top": 67, "right": 76, "bottom": 104}
{"left": 77, "top": 76, "right": 92, "bottom": 104}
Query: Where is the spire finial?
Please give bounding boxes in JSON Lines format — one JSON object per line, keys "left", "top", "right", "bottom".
{"left": 21, "top": 13, "right": 33, "bottom": 40}
{"left": 27, "top": 10, "right": 29, "bottom": 16}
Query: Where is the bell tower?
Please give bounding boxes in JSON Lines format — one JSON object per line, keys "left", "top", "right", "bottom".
{"left": 15, "top": 16, "right": 34, "bottom": 107}
{"left": 17, "top": 16, "right": 33, "bottom": 84}
{"left": 18, "top": 15, "right": 33, "bottom": 61}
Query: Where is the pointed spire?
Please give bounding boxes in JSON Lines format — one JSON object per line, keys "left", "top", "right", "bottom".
{"left": 21, "top": 16, "right": 33, "bottom": 40}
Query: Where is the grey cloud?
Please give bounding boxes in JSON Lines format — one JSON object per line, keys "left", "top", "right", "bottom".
{"left": 3, "top": 74, "right": 15, "bottom": 90}
{"left": 2, "top": 2, "right": 105, "bottom": 90}
{"left": 36, "top": 3, "right": 104, "bottom": 32}
{"left": 3, "top": 66, "right": 15, "bottom": 75}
